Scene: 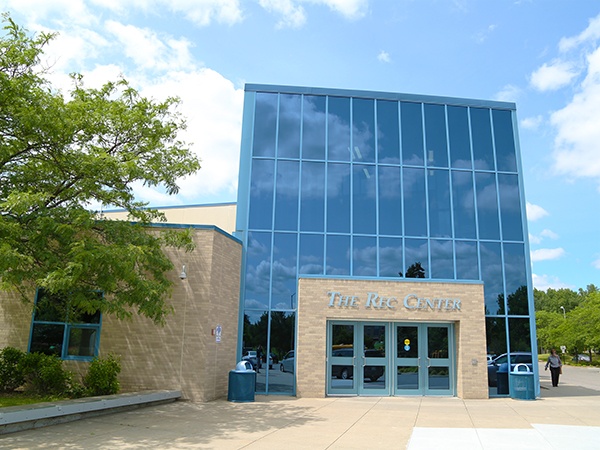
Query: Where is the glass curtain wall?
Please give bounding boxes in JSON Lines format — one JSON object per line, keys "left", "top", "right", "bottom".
{"left": 237, "top": 86, "right": 534, "bottom": 395}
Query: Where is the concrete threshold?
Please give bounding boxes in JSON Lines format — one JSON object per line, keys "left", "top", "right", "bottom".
{"left": 0, "top": 390, "right": 181, "bottom": 435}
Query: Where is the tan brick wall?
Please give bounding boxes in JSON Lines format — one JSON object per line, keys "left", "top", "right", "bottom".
{"left": 297, "top": 278, "right": 488, "bottom": 399}
{"left": 0, "top": 227, "right": 241, "bottom": 403}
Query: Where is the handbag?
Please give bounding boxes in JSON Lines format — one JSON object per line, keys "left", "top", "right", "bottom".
{"left": 559, "top": 366, "right": 562, "bottom": 374}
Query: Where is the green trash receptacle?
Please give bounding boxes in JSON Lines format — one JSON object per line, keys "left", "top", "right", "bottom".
{"left": 228, "top": 361, "right": 256, "bottom": 402}
{"left": 509, "top": 363, "right": 535, "bottom": 400}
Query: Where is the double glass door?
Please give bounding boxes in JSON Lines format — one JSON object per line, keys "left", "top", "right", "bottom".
{"left": 327, "top": 321, "right": 454, "bottom": 396}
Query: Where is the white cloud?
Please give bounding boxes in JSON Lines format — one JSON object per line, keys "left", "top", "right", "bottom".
{"left": 540, "top": 229, "right": 559, "bottom": 240}
{"left": 259, "top": 0, "right": 307, "bottom": 29}
{"left": 493, "top": 84, "right": 520, "bottom": 102}
{"left": 532, "top": 273, "right": 573, "bottom": 291}
{"left": 520, "top": 115, "right": 543, "bottom": 130}
{"left": 592, "top": 258, "right": 600, "bottom": 269}
{"left": 377, "top": 50, "right": 391, "bottom": 63}
{"left": 526, "top": 202, "right": 549, "bottom": 221}
{"left": 530, "top": 60, "right": 579, "bottom": 91}
{"left": 530, "top": 248, "right": 565, "bottom": 262}
{"left": 6, "top": 0, "right": 94, "bottom": 25}
{"left": 474, "top": 24, "right": 497, "bottom": 43}
{"left": 559, "top": 13, "right": 600, "bottom": 52}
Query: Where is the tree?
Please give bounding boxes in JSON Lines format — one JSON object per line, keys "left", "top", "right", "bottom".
{"left": 0, "top": 16, "right": 201, "bottom": 324}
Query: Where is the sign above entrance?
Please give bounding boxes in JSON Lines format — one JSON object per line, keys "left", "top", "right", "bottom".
{"left": 327, "top": 291, "right": 461, "bottom": 312}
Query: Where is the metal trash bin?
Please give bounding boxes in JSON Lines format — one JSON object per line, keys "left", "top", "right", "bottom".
{"left": 228, "top": 361, "right": 256, "bottom": 402}
{"left": 509, "top": 363, "right": 535, "bottom": 400}
{"left": 496, "top": 362, "right": 509, "bottom": 395}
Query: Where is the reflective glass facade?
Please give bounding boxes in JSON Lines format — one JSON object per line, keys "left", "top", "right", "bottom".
{"left": 236, "top": 84, "right": 535, "bottom": 395}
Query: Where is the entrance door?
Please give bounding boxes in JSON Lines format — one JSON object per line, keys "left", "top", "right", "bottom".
{"left": 395, "top": 323, "right": 454, "bottom": 396}
{"left": 327, "top": 322, "right": 390, "bottom": 395}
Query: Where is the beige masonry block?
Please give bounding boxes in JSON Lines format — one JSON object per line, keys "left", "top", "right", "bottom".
{"left": 296, "top": 278, "right": 488, "bottom": 399}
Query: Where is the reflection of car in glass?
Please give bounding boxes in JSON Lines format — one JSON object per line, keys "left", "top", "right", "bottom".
{"left": 331, "top": 348, "right": 385, "bottom": 382}
{"left": 280, "top": 350, "right": 294, "bottom": 373}
{"left": 265, "top": 353, "right": 273, "bottom": 369}
{"left": 575, "top": 354, "right": 590, "bottom": 362}
{"left": 487, "top": 354, "right": 495, "bottom": 364}
{"left": 242, "top": 350, "right": 260, "bottom": 370}
{"left": 487, "top": 352, "right": 533, "bottom": 386}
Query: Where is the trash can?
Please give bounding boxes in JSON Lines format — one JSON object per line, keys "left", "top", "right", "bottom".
{"left": 496, "top": 362, "right": 509, "bottom": 395}
{"left": 509, "top": 363, "right": 535, "bottom": 400}
{"left": 228, "top": 361, "right": 256, "bottom": 402}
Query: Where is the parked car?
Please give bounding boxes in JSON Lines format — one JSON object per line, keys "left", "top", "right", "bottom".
{"left": 331, "top": 348, "right": 385, "bottom": 382}
{"left": 487, "top": 354, "right": 495, "bottom": 364}
{"left": 242, "top": 350, "right": 260, "bottom": 370}
{"left": 280, "top": 350, "right": 294, "bottom": 373}
{"left": 575, "top": 354, "right": 591, "bottom": 362}
{"left": 265, "top": 353, "right": 274, "bottom": 369}
{"left": 487, "top": 352, "right": 533, "bottom": 387}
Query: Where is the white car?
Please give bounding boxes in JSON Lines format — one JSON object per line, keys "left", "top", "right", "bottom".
{"left": 242, "top": 350, "right": 259, "bottom": 370}
{"left": 280, "top": 350, "right": 294, "bottom": 373}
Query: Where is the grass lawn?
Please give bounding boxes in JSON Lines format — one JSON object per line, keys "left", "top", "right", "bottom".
{"left": 0, "top": 392, "right": 68, "bottom": 408}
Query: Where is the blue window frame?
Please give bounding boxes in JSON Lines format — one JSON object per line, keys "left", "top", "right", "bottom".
{"left": 29, "top": 289, "right": 102, "bottom": 361}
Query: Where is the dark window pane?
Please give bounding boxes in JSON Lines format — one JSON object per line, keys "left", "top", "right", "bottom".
{"left": 248, "top": 159, "right": 274, "bottom": 230}
{"left": 299, "top": 234, "right": 324, "bottom": 275}
{"left": 448, "top": 106, "right": 472, "bottom": 169}
{"left": 509, "top": 318, "right": 531, "bottom": 352}
{"left": 67, "top": 327, "right": 97, "bottom": 357}
{"left": 428, "top": 169, "right": 451, "bottom": 238}
{"left": 244, "top": 232, "right": 272, "bottom": 309}
{"left": 353, "top": 236, "right": 377, "bottom": 276}
{"left": 378, "top": 166, "right": 402, "bottom": 236}
{"left": 493, "top": 109, "right": 517, "bottom": 172}
{"left": 480, "top": 242, "right": 503, "bottom": 315}
{"left": 271, "top": 233, "right": 297, "bottom": 309}
{"left": 424, "top": 104, "right": 448, "bottom": 167}
{"left": 401, "top": 102, "right": 424, "bottom": 165}
{"left": 455, "top": 240, "right": 479, "bottom": 280}
{"left": 274, "top": 161, "right": 299, "bottom": 231}
{"left": 242, "top": 310, "right": 269, "bottom": 392}
{"left": 379, "top": 237, "right": 402, "bottom": 277}
{"left": 352, "top": 98, "right": 375, "bottom": 163}
{"left": 300, "top": 162, "right": 325, "bottom": 232}
{"left": 278, "top": 94, "right": 301, "bottom": 158}
{"left": 504, "top": 243, "right": 528, "bottom": 315}
{"left": 353, "top": 164, "right": 376, "bottom": 234}
{"left": 326, "top": 235, "right": 350, "bottom": 276}
{"left": 470, "top": 108, "right": 495, "bottom": 170}
{"left": 430, "top": 239, "right": 454, "bottom": 279}
{"left": 475, "top": 172, "right": 500, "bottom": 240}
{"left": 451, "top": 171, "right": 476, "bottom": 239}
{"left": 403, "top": 167, "right": 427, "bottom": 237}
{"left": 486, "top": 317, "right": 507, "bottom": 356}
{"left": 404, "top": 239, "right": 428, "bottom": 278}
{"left": 498, "top": 173, "right": 523, "bottom": 241}
{"left": 377, "top": 100, "right": 400, "bottom": 164}
{"left": 34, "top": 290, "right": 67, "bottom": 322}
{"left": 253, "top": 93, "right": 278, "bottom": 157}
{"left": 328, "top": 96, "right": 351, "bottom": 161}
{"left": 30, "top": 323, "right": 64, "bottom": 356}
{"left": 327, "top": 163, "right": 351, "bottom": 233}
{"left": 428, "top": 327, "right": 449, "bottom": 358}
{"left": 269, "top": 311, "right": 295, "bottom": 393}
{"left": 302, "top": 95, "right": 326, "bottom": 160}
{"left": 397, "top": 326, "right": 418, "bottom": 358}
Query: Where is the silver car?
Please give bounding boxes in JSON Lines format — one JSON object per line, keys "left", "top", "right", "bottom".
{"left": 280, "top": 350, "right": 294, "bottom": 373}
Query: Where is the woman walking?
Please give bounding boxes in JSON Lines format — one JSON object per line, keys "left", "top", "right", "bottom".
{"left": 545, "top": 349, "right": 563, "bottom": 387}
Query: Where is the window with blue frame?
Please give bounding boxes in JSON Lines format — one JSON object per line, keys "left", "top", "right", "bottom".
{"left": 29, "top": 289, "right": 102, "bottom": 360}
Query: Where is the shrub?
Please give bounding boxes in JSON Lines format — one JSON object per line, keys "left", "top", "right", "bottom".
{"left": 18, "top": 352, "right": 73, "bottom": 396}
{"left": 0, "top": 347, "right": 26, "bottom": 392}
{"left": 83, "top": 354, "right": 121, "bottom": 396}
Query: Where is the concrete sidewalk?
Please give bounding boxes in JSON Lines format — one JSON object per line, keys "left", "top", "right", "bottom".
{"left": 1, "top": 370, "right": 599, "bottom": 449}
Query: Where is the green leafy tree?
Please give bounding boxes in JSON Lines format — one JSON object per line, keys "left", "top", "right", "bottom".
{"left": 0, "top": 16, "right": 200, "bottom": 323}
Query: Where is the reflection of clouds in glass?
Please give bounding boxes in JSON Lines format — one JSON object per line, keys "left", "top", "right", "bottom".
{"left": 250, "top": 159, "right": 274, "bottom": 195}
{"left": 476, "top": 181, "right": 498, "bottom": 210}
{"left": 300, "top": 162, "right": 325, "bottom": 198}
{"left": 276, "top": 161, "right": 299, "bottom": 196}
{"left": 245, "top": 298, "right": 268, "bottom": 310}
{"left": 245, "top": 259, "right": 271, "bottom": 295}
{"left": 402, "top": 167, "right": 424, "bottom": 198}
{"left": 452, "top": 159, "right": 472, "bottom": 169}
{"left": 302, "top": 96, "right": 326, "bottom": 158}
{"left": 378, "top": 166, "right": 400, "bottom": 199}
{"left": 430, "top": 239, "right": 453, "bottom": 279}
{"left": 353, "top": 244, "right": 377, "bottom": 276}
{"left": 244, "top": 309, "right": 267, "bottom": 324}
{"left": 253, "top": 93, "right": 278, "bottom": 156}
{"left": 499, "top": 181, "right": 520, "bottom": 211}
{"left": 405, "top": 240, "right": 428, "bottom": 274}
{"left": 327, "top": 163, "right": 350, "bottom": 197}
{"left": 379, "top": 243, "right": 402, "bottom": 277}
{"left": 278, "top": 94, "right": 301, "bottom": 157}
{"left": 328, "top": 108, "right": 351, "bottom": 160}
{"left": 455, "top": 241, "right": 479, "bottom": 280}
{"left": 271, "top": 260, "right": 296, "bottom": 297}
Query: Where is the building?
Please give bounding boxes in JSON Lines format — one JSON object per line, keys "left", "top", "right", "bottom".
{"left": 235, "top": 84, "right": 536, "bottom": 398}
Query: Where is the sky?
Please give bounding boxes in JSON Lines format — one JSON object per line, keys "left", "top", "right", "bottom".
{"left": 3, "top": 0, "right": 600, "bottom": 293}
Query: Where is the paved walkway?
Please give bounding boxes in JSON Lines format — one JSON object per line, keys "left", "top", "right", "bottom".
{"left": 1, "top": 364, "right": 599, "bottom": 449}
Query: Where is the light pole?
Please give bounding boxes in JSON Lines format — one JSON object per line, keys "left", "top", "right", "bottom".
{"left": 560, "top": 306, "right": 566, "bottom": 319}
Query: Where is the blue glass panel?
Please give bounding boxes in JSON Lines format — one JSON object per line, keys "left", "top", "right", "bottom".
{"left": 326, "top": 234, "right": 350, "bottom": 275}
{"left": 401, "top": 102, "right": 424, "bottom": 165}
{"left": 353, "top": 236, "right": 377, "bottom": 276}
{"left": 475, "top": 172, "right": 500, "bottom": 240}
{"left": 430, "top": 239, "right": 454, "bottom": 279}
{"left": 378, "top": 166, "right": 402, "bottom": 236}
{"left": 299, "top": 234, "right": 324, "bottom": 275}
{"left": 377, "top": 100, "right": 400, "bottom": 164}
{"left": 379, "top": 237, "right": 403, "bottom": 277}
{"left": 448, "top": 106, "right": 472, "bottom": 169}
{"left": 302, "top": 95, "right": 326, "bottom": 160}
{"left": 404, "top": 238, "right": 428, "bottom": 278}
{"left": 493, "top": 109, "right": 517, "bottom": 172}
{"left": 424, "top": 104, "right": 448, "bottom": 167}
{"left": 486, "top": 317, "right": 507, "bottom": 356}
{"left": 244, "top": 232, "right": 272, "bottom": 309}
{"left": 278, "top": 94, "right": 301, "bottom": 158}
{"left": 480, "top": 242, "right": 503, "bottom": 315}
{"left": 271, "top": 233, "right": 298, "bottom": 309}
{"left": 498, "top": 173, "right": 523, "bottom": 241}
{"left": 300, "top": 162, "right": 325, "bottom": 232}
{"left": 353, "top": 164, "right": 376, "bottom": 234}
{"left": 327, "top": 163, "right": 351, "bottom": 233}
{"left": 403, "top": 167, "right": 427, "bottom": 237}
{"left": 328, "top": 96, "right": 351, "bottom": 161}
{"left": 428, "top": 169, "right": 452, "bottom": 238}
{"left": 470, "top": 108, "right": 495, "bottom": 170}
{"left": 504, "top": 243, "right": 528, "bottom": 315}
{"left": 274, "top": 161, "right": 299, "bottom": 231}
{"left": 248, "top": 159, "right": 274, "bottom": 230}
{"left": 352, "top": 98, "right": 375, "bottom": 163}
{"left": 451, "top": 170, "right": 476, "bottom": 239}
{"left": 509, "top": 318, "right": 531, "bottom": 352}
{"left": 455, "top": 240, "right": 478, "bottom": 280}
{"left": 252, "top": 93, "right": 278, "bottom": 157}
{"left": 268, "top": 311, "right": 295, "bottom": 394}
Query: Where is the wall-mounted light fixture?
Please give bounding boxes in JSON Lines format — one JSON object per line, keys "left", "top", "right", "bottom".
{"left": 179, "top": 264, "right": 187, "bottom": 280}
